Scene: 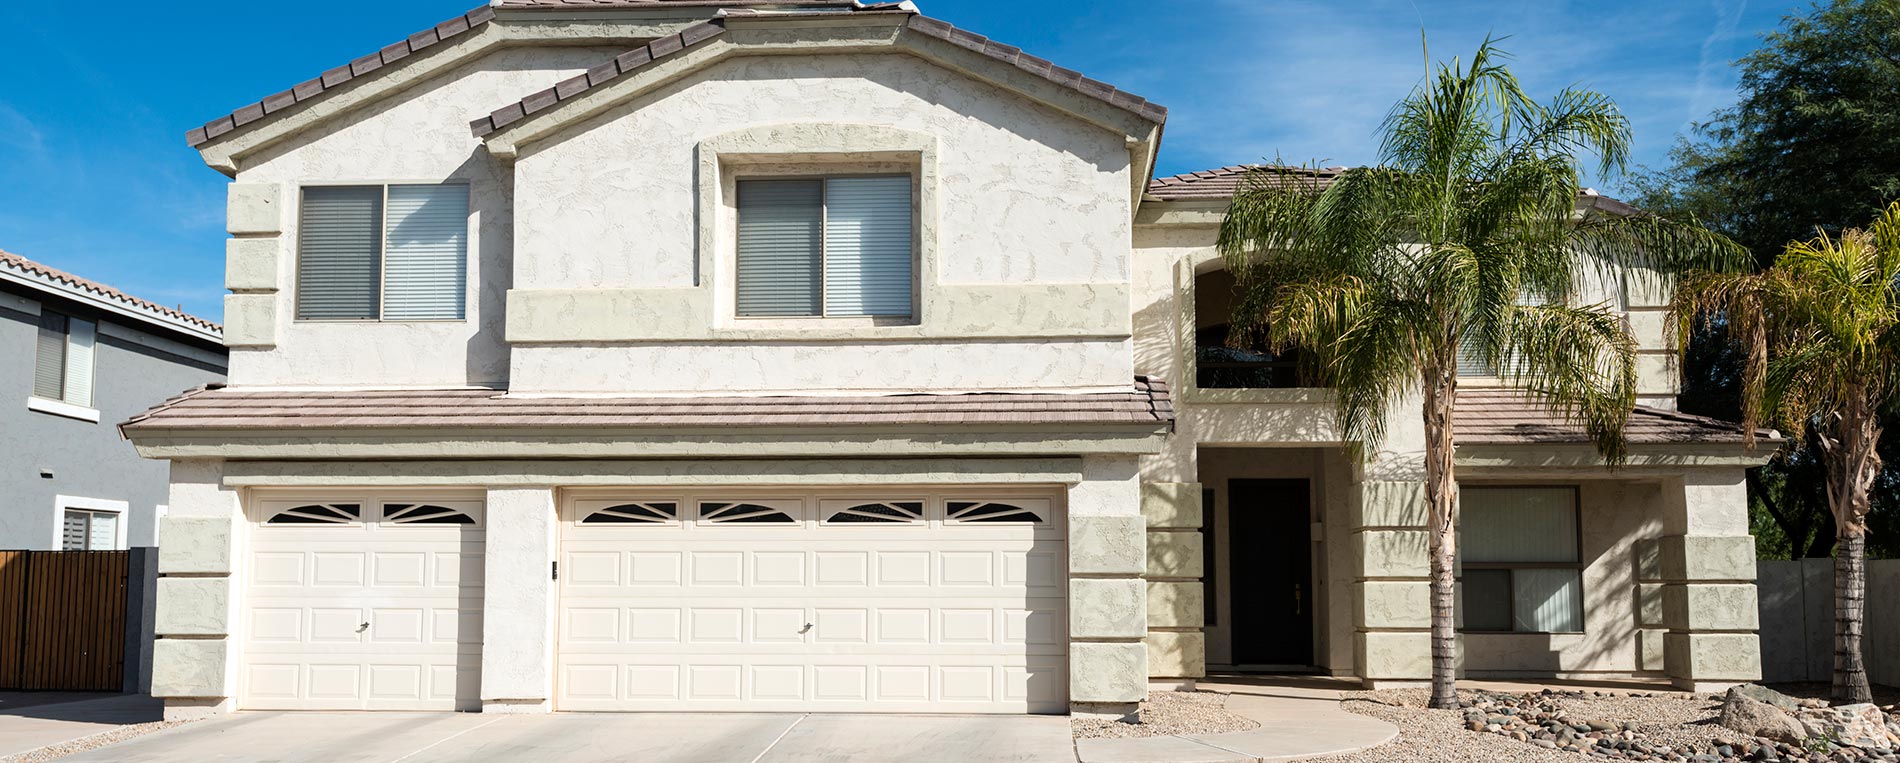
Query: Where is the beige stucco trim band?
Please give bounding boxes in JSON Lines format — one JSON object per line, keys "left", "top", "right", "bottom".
{"left": 221, "top": 457, "right": 1087, "bottom": 486}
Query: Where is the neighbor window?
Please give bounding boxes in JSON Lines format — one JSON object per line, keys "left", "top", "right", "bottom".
{"left": 61, "top": 508, "right": 119, "bottom": 551}
{"left": 33, "top": 310, "right": 96, "bottom": 408}
{"left": 1459, "top": 487, "right": 1583, "bottom": 633}
{"left": 296, "top": 184, "right": 469, "bottom": 321}
{"left": 735, "top": 177, "right": 914, "bottom": 318}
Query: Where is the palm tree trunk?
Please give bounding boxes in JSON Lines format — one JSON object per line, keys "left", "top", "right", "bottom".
{"left": 1823, "top": 400, "right": 1879, "bottom": 704}
{"left": 1833, "top": 531, "right": 1869, "bottom": 703}
{"left": 1422, "top": 376, "right": 1459, "bottom": 709}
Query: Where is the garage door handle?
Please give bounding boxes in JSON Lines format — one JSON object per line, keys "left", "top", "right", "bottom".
{"left": 799, "top": 623, "right": 814, "bottom": 634}
{"left": 357, "top": 622, "right": 370, "bottom": 633}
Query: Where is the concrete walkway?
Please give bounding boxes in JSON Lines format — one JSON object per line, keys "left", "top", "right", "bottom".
{"left": 1075, "top": 677, "right": 1397, "bottom": 763}
{"left": 0, "top": 693, "right": 163, "bottom": 758}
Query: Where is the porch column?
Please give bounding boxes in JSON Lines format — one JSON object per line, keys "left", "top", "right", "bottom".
{"left": 151, "top": 459, "right": 244, "bottom": 719}
{"left": 1068, "top": 456, "right": 1147, "bottom": 719}
{"left": 1350, "top": 479, "right": 1433, "bottom": 688}
{"left": 481, "top": 487, "right": 558, "bottom": 712}
{"left": 1142, "top": 482, "right": 1205, "bottom": 687}
{"left": 1656, "top": 469, "right": 1762, "bottom": 691}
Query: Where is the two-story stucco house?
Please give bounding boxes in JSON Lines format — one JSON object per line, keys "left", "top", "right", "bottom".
{"left": 3, "top": 250, "right": 225, "bottom": 551}
{"left": 124, "top": 0, "right": 1775, "bottom": 721}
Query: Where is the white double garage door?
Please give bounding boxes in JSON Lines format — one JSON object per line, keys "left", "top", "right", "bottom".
{"left": 241, "top": 489, "right": 1067, "bottom": 714}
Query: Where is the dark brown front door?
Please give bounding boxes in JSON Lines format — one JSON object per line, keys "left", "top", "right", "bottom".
{"left": 1229, "top": 479, "right": 1314, "bottom": 666}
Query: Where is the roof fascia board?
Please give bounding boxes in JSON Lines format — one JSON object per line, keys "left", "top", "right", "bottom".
{"left": 1456, "top": 443, "right": 1778, "bottom": 470}
{"left": 220, "top": 456, "right": 1088, "bottom": 487}
{"left": 0, "top": 265, "right": 223, "bottom": 343}
{"left": 484, "top": 19, "right": 1160, "bottom": 159}
{"left": 1134, "top": 199, "right": 1228, "bottom": 227}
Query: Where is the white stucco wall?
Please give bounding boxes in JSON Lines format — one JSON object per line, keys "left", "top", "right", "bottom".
{"left": 504, "top": 53, "right": 1135, "bottom": 394}
{"left": 228, "top": 46, "right": 624, "bottom": 388}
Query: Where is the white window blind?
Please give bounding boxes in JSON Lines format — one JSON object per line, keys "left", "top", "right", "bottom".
{"left": 1459, "top": 487, "right": 1583, "bottom": 633}
{"left": 297, "top": 184, "right": 468, "bottom": 321}
{"left": 61, "top": 509, "right": 118, "bottom": 551}
{"left": 33, "top": 311, "right": 95, "bottom": 407}
{"left": 383, "top": 185, "right": 469, "bottom": 320}
{"left": 736, "top": 180, "right": 822, "bottom": 317}
{"left": 736, "top": 177, "right": 913, "bottom": 319}
{"left": 823, "top": 176, "right": 913, "bottom": 317}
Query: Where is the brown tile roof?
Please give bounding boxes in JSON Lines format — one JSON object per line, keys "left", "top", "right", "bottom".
{"left": 121, "top": 377, "right": 1174, "bottom": 432}
{"left": 1145, "top": 165, "right": 1640, "bottom": 214}
{"left": 0, "top": 249, "right": 222, "bottom": 336}
{"left": 471, "top": 12, "right": 1167, "bottom": 138}
{"left": 495, "top": 0, "right": 857, "bottom": 6}
{"left": 186, "top": 5, "right": 498, "bottom": 148}
{"left": 1453, "top": 389, "right": 1776, "bottom": 446}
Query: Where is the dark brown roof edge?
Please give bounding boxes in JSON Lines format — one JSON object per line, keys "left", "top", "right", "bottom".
{"left": 0, "top": 250, "right": 222, "bottom": 335}
{"left": 186, "top": 5, "right": 498, "bottom": 148}
{"left": 902, "top": 16, "right": 1166, "bottom": 125}
{"left": 469, "top": 20, "right": 728, "bottom": 137}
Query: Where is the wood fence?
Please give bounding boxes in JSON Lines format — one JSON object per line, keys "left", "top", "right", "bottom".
{"left": 0, "top": 550, "right": 129, "bottom": 691}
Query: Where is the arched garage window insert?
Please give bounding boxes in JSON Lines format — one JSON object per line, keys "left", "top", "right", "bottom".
{"left": 382, "top": 503, "right": 477, "bottom": 525}
{"left": 264, "top": 503, "right": 363, "bottom": 525}
{"left": 822, "top": 501, "right": 924, "bottom": 524}
{"left": 699, "top": 502, "right": 797, "bottom": 524}
{"left": 580, "top": 502, "right": 679, "bottom": 525}
{"left": 946, "top": 501, "right": 1046, "bottom": 524}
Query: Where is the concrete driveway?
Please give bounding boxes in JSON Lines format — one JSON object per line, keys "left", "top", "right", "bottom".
{"left": 56, "top": 711, "right": 1077, "bottom": 763}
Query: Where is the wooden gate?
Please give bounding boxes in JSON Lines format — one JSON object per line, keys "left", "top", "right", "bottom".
{"left": 0, "top": 550, "right": 129, "bottom": 691}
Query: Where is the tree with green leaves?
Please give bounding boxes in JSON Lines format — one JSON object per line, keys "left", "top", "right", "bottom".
{"left": 1217, "top": 40, "right": 1745, "bottom": 708}
{"left": 1672, "top": 201, "right": 1900, "bottom": 703}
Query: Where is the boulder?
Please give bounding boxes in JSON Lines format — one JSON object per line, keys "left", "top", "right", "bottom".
{"left": 1795, "top": 703, "right": 1900, "bottom": 751}
{"left": 1727, "top": 684, "right": 1806, "bottom": 712}
{"left": 1719, "top": 692, "right": 1809, "bottom": 744}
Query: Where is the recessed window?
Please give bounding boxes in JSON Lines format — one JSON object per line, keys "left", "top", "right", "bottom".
{"left": 33, "top": 310, "right": 96, "bottom": 408}
{"left": 1459, "top": 487, "right": 1583, "bottom": 633}
{"left": 297, "top": 184, "right": 469, "bottom": 321}
{"left": 736, "top": 177, "right": 913, "bottom": 318}
{"left": 61, "top": 508, "right": 118, "bottom": 550}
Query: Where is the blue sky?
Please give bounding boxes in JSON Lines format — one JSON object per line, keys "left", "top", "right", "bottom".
{"left": 0, "top": 0, "right": 1795, "bottom": 323}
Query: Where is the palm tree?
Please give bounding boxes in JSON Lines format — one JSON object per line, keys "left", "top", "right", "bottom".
{"left": 1217, "top": 40, "right": 1746, "bottom": 709}
{"left": 1672, "top": 201, "right": 1900, "bottom": 703}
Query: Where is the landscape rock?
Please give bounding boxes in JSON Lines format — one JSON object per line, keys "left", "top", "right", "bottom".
{"left": 1719, "top": 693, "right": 1810, "bottom": 744}
{"left": 1796, "top": 703, "right": 1900, "bottom": 751}
{"left": 1728, "top": 684, "right": 1807, "bottom": 713}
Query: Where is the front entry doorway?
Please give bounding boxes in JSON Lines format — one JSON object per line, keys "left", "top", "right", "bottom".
{"left": 1228, "top": 479, "right": 1314, "bottom": 667}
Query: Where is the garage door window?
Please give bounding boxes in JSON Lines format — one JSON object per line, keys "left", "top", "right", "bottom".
{"left": 265, "top": 503, "right": 363, "bottom": 525}
{"left": 821, "top": 500, "right": 924, "bottom": 525}
{"left": 946, "top": 500, "right": 1048, "bottom": 524}
{"left": 579, "top": 502, "right": 679, "bottom": 525}
{"left": 698, "top": 501, "right": 798, "bottom": 524}
{"left": 382, "top": 503, "right": 477, "bottom": 525}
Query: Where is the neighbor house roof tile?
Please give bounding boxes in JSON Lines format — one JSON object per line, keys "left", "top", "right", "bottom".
{"left": 1453, "top": 389, "right": 1776, "bottom": 446}
{"left": 121, "top": 377, "right": 1174, "bottom": 432}
{"left": 0, "top": 249, "right": 222, "bottom": 335}
{"left": 1146, "top": 164, "right": 1639, "bottom": 212}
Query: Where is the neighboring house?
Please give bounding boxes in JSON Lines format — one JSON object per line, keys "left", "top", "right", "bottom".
{"left": 2, "top": 250, "right": 225, "bottom": 551}
{"left": 122, "top": 1, "right": 1773, "bottom": 722}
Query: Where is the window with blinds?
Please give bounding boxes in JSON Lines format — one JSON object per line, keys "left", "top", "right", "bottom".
{"left": 33, "top": 310, "right": 96, "bottom": 408}
{"left": 1458, "top": 486, "right": 1584, "bottom": 633}
{"left": 736, "top": 176, "right": 914, "bottom": 318}
{"left": 62, "top": 509, "right": 119, "bottom": 550}
{"left": 296, "top": 184, "right": 468, "bottom": 321}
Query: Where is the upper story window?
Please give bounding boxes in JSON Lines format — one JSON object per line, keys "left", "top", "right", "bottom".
{"left": 296, "top": 184, "right": 469, "bottom": 321}
{"left": 736, "top": 176, "right": 914, "bottom": 319}
{"left": 1459, "top": 486, "right": 1584, "bottom": 634}
{"left": 33, "top": 310, "right": 96, "bottom": 408}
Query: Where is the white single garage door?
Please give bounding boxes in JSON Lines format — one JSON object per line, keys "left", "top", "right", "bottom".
{"left": 242, "top": 493, "right": 484, "bottom": 711}
{"left": 557, "top": 490, "right": 1067, "bottom": 713}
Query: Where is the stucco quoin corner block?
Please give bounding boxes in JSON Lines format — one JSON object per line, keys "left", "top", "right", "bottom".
{"left": 1071, "top": 642, "right": 1147, "bottom": 703}
{"left": 224, "top": 238, "right": 280, "bottom": 292}
{"left": 1638, "top": 583, "right": 1665, "bottom": 627}
{"left": 1638, "top": 628, "right": 1667, "bottom": 672}
{"left": 1354, "top": 580, "right": 1429, "bottom": 629}
{"left": 1146, "top": 581, "right": 1203, "bottom": 628}
{"left": 1069, "top": 515, "right": 1145, "bottom": 575}
{"left": 1664, "top": 632, "right": 1762, "bottom": 682}
{"left": 1352, "top": 480, "right": 1427, "bottom": 529}
{"left": 1662, "top": 583, "right": 1760, "bottom": 632}
{"left": 1354, "top": 529, "right": 1429, "bottom": 579}
{"left": 156, "top": 578, "right": 230, "bottom": 636}
{"left": 222, "top": 294, "right": 278, "bottom": 348}
{"left": 1139, "top": 482, "right": 1202, "bottom": 529}
{"left": 151, "top": 639, "right": 228, "bottom": 698}
{"left": 1356, "top": 631, "right": 1431, "bottom": 680}
{"left": 1071, "top": 579, "right": 1146, "bottom": 638}
{"left": 1145, "top": 530, "right": 1203, "bottom": 578}
{"left": 1659, "top": 535, "right": 1757, "bottom": 582}
{"left": 158, "top": 516, "right": 232, "bottom": 575}
{"left": 1146, "top": 631, "right": 1206, "bottom": 679}
{"left": 226, "top": 183, "right": 282, "bottom": 235}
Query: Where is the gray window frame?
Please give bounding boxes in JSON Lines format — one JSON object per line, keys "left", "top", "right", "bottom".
{"left": 733, "top": 173, "right": 916, "bottom": 320}
{"left": 1457, "top": 484, "right": 1586, "bottom": 635}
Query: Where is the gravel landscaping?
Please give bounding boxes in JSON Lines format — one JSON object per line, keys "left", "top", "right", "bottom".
{"left": 0, "top": 718, "right": 196, "bottom": 763}
{"left": 1072, "top": 690, "right": 1262, "bottom": 739}
{"left": 1293, "top": 687, "right": 1900, "bottom": 763}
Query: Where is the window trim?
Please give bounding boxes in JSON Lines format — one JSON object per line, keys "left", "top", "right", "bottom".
{"left": 1457, "top": 484, "right": 1585, "bottom": 635}
{"left": 291, "top": 180, "right": 473, "bottom": 324}
{"left": 30, "top": 309, "right": 98, "bottom": 415}
{"left": 26, "top": 395, "right": 100, "bottom": 423}
{"left": 53, "top": 495, "right": 128, "bottom": 551}
{"left": 732, "top": 173, "right": 919, "bottom": 323}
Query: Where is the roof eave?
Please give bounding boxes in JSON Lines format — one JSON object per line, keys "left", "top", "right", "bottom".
{"left": 0, "top": 261, "right": 223, "bottom": 344}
